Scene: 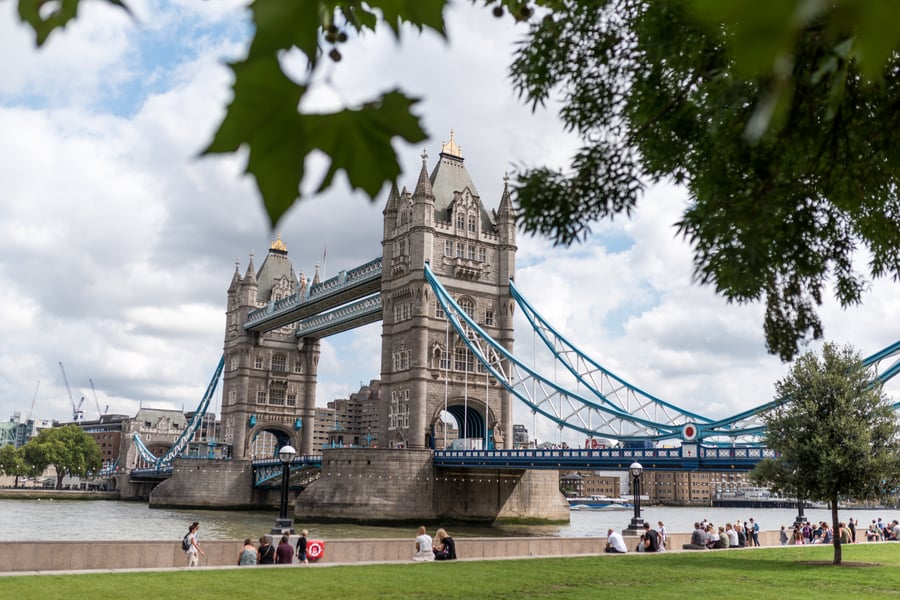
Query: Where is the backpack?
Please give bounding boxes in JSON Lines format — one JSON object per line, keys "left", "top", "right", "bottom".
{"left": 182, "top": 533, "right": 191, "bottom": 552}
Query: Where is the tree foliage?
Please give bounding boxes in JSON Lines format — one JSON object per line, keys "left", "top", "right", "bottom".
{"left": 21, "top": 425, "right": 103, "bottom": 489}
{"left": 0, "top": 444, "right": 35, "bottom": 488}
{"left": 750, "top": 342, "right": 900, "bottom": 565}
{"left": 13, "top": 0, "right": 900, "bottom": 361}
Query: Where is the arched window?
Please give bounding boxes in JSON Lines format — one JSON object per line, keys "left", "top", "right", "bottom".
{"left": 468, "top": 215, "right": 477, "bottom": 232}
{"left": 456, "top": 213, "right": 465, "bottom": 229}
{"left": 459, "top": 297, "right": 475, "bottom": 317}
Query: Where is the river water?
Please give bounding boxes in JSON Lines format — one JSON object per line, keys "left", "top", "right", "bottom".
{"left": 1, "top": 499, "right": 892, "bottom": 541}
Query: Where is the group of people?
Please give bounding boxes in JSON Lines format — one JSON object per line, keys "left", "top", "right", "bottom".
{"left": 413, "top": 526, "right": 457, "bottom": 561}
{"left": 605, "top": 520, "right": 668, "bottom": 553}
{"left": 783, "top": 518, "right": 896, "bottom": 545}
{"left": 864, "top": 518, "right": 900, "bottom": 542}
{"left": 182, "top": 522, "right": 313, "bottom": 567}
{"left": 605, "top": 517, "right": 765, "bottom": 554}
{"left": 682, "top": 518, "right": 760, "bottom": 550}
{"left": 237, "top": 530, "right": 312, "bottom": 565}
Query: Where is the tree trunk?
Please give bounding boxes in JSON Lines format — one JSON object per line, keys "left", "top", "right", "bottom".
{"left": 831, "top": 498, "right": 841, "bottom": 565}
{"left": 55, "top": 464, "right": 64, "bottom": 490}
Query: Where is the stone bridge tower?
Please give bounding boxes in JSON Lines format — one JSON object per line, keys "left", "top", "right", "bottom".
{"left": 221, "top": 238, "right": 319, "bottom": 459}
{"left": 380, "top": 134, "right": 516, "bottom": 450}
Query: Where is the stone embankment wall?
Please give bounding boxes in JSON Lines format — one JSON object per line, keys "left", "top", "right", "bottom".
{"left": 0, "top": 531, "right": 783, "bottom": 573}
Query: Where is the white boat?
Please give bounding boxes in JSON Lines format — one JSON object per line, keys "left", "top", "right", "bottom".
{"left": 567, "top": 495, "right": 632, "bottom": 510}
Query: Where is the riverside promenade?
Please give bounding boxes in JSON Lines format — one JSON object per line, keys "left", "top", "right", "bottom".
{"left": 0, "top": 531, "right": 784, "bottom": 574}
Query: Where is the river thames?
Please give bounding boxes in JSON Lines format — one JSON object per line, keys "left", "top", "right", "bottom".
{"left": 1, "top": 498, "right": 891, "bottom": 541}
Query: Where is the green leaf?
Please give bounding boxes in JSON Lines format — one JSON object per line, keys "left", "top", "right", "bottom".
{"left": 17, "top": 0, "right": 82, "bottom": 46}
{"left": 309, "top": 90, "right": 428, "bottom": 197}
{"left": 249, "top": 0, "right": 323, "bottom": 65}
{"left": 369, "top": 0, "right": 448, "bottom": 38}
{"left": 203, "top": 57, "right": 309, "bottom": 225}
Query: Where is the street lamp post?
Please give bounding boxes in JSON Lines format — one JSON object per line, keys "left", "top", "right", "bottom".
{"left": 271, "top": 444, "right": 296, "bottom": 535}
{"left": 624, "top": 461, "right": 644, "bottom": 535}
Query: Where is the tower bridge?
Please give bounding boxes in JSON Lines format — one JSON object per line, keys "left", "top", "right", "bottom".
{"left": 130, "top": 133, "right": 900, "bottom": 522}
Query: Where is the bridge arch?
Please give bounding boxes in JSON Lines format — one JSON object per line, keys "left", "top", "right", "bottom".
{"left": 246, "top": 424, "right": 296, "bottom": 459}
{"left": 430, "top": 399, "right": 499, "bottom": 449}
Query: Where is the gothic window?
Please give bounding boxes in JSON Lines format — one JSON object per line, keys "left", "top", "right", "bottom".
{"left": 271, "top": 353, "right": 287, "bottom": 372}
{"left": 454, "top": 346, "right": 474, "bottom": 372}
{"left": 456, "top": 213, "right": 465, "bottom": 230}
{"left": 401, "top": 210, "right": 409, "bottom": 225}
{"left": 398, "top": 239, "right": 407, "bottom": 256}
{"left": 286, "top": 393, "right": 297, "bottom": 407}
{"left": 389, "top": 389, "right": 409, "bottom": 430}
{"left": 468, "top": 215, "right": 477, "bottom": 233}
{"left": 229, "top": 355, "right": 239, "bottom": 371}
{"left": 269, "top": 388, "right": 285, "bottom": 406}
{"left": 484, "top": 309, "right": 495, "bottom": 326}
{"left": 392, "top": 346, "right": 410, "bottom": 371}
{"left": 439, "top": 347, "right": 450, "bottom": 370}
{"left": 467, "top": 244, "right": 476, "bottom": 260}
{"left": 456, "top": 242, "right": 464, "bottom": 258}
{"left": 293, "top": 360, "right": 303, "bottom": 374}
{"left": 228, "top": 390, "right": 236, "bottom": 406}
{"left": 256, "top": 390, "right": 267, "bottom": 404}
{"left": 434, "top": 300, "right": 445, "bottom": 319}
{"left": 254, "top": 354, "right": 264, "bottom": 369}
{"left": 459, "top": 297, "right": 475, "bottom": 317}
{"left": 444, "top": 240, "right": 453, "bottom": 256}
{"left": 478, "top": 247, "right": 487, "bottom": 262}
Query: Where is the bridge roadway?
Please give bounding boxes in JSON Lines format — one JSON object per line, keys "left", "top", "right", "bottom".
{"left": 131, "top": 445, "right": 775, "bottom": 489}
{"left": 243, "top": 257, "right": 382, "bottom": 334}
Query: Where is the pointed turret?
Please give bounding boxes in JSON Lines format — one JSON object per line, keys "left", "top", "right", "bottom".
{"left": 243, "top": 251, "right": 257, "bottom": 286}
{"left": 383, "top": 182, "right": 400, "bottom": 215}
{"left": 312, "top": 264, "right": 321, "bottom": 286}
{"left": 227, "top": 259, "right": 241, "bottom": 294}
{"left": 412, "top": 149, "right": 434, "bottom": 203}
{"left": 497, "top": 172, "right": 515, "bottom": 223}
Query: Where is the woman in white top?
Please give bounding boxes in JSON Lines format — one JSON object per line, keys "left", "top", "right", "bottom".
{"left": 413, "top": 525, "right": 435, "bottom": 561}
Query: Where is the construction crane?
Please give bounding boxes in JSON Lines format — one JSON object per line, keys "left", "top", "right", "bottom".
{"left": 27, "top": 380, "right": 40, "bottom": 421}
{"left": 89, "top": 379, "right": 108, "bottom": 418}
{"left": 58, "top": 362, "right": 84, "bottom": 422}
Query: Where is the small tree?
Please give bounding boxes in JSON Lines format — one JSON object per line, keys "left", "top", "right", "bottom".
{"left": 751, "top": 342, "right": 900, "bottom": 564}
{"left": 22, "top": 425, "right": 102, "bottom": 490}
{"left": 0, "top": 444, "right": 34, "bottom": 488}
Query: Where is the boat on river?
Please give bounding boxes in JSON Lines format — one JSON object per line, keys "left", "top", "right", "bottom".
{"left": 567, "top": 495, "right": 632, "bottom": 510}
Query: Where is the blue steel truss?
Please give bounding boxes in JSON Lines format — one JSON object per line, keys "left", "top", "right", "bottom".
{"left": 132, "top": 355, "right": 225, "bottom": 469}
{"left": 509, "top": 279, "right": 713, "bottom": 429}
{"left": 252, "top": 455, "right": 323, "bottom": 486}
{"left": 425, "top": 264, "right": 684, "bottom": 442}
{"left": 425, "top": 264, "right": 900, "bottom": 446}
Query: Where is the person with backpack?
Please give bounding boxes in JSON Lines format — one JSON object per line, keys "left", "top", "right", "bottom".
{"left": 184, "top": 522, "right": 204, "bottom": 567}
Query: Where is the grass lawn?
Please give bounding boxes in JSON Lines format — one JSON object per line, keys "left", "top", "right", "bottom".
{"left": 5, "top": 544, "right": 900, "bottom": 599}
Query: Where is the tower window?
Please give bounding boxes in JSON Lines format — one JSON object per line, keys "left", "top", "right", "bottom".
{"left": 456, "top": 213, "right": 465, "bottom": 229}
{"left": 485, "top": 309, "right": 494, "bottom": 326}
{"left": 271, "top": 353, "right": 286, "bottom": 372}
{"left": 468, "top": 215, "right": 477, "bottom": 232}
{"left": 444, "top": 240, "right": 453, "bottom": 257}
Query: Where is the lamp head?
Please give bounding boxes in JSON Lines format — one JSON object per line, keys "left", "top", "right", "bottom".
{"left": 629, "top": 461, "right": 643, "bottom": 478}
{"left": 278, "top": 445, "right": 297, "bottom": 464}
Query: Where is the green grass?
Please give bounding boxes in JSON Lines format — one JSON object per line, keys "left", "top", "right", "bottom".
{"left": 4, "top": 545, "right": 900, "bottom": 599}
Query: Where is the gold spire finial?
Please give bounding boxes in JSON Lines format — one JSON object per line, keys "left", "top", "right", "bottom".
{"left": 271, "top": 233, "right": 287, "bottom": 252}
{"left": 440, "top": 129, "right": 463, "bottom": 158}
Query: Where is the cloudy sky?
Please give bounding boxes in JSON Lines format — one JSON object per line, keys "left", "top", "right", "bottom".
{"left": 1, "top": 1, "right": 897, "bottom": 444}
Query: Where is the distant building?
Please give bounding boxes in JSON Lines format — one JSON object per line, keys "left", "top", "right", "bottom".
{"left": 1, "top": 413, "right": 54, "bottom": 448}
{"left": 512, "top": 424, "right": 530, "bottom": 449}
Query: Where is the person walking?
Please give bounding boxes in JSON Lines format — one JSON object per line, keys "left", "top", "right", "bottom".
{"left": 749, "top": 518, "right": 761, "bottom": 546}
{"left": 295, "top": 529, "right": 309, "bottom": 564}
{"left": 185, "top": 522, "right": 204, "bottom": 568}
